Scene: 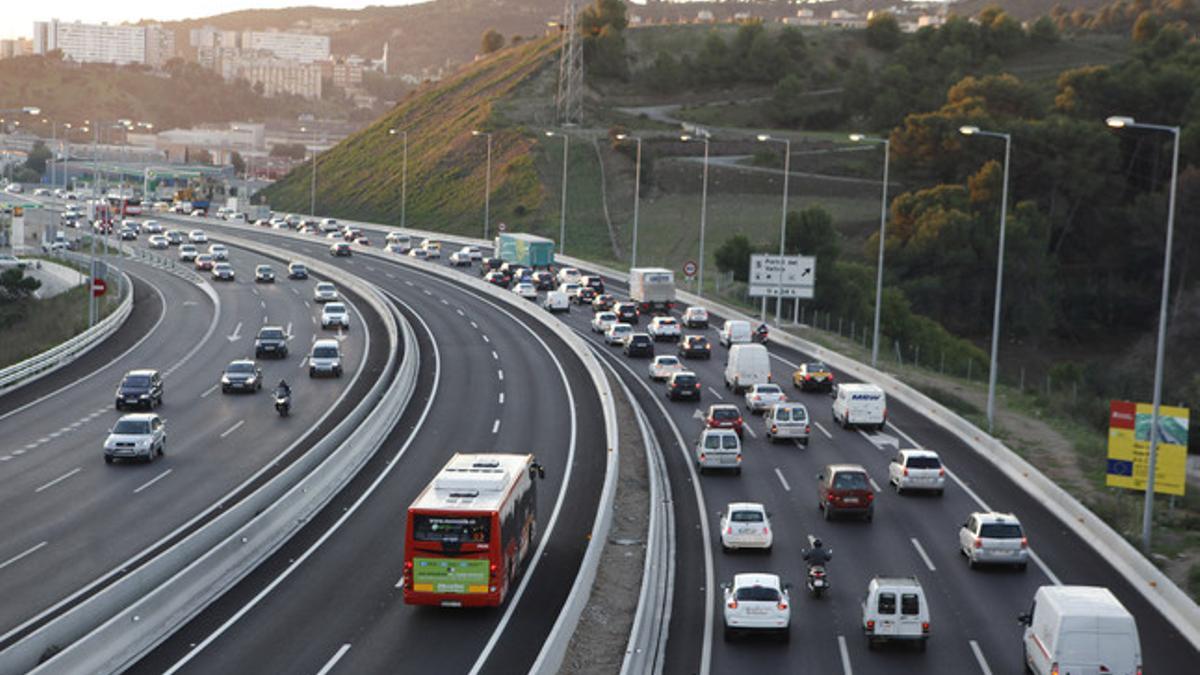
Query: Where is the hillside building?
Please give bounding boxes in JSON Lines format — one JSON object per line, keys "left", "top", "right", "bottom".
{"left": 31, "top": 20, "right": 174, "bottom": 67}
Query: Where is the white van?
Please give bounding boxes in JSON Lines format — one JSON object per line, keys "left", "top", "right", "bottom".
{"left": 543, "top": 290, "right": 570, "bottom": 313}
{"left": 309, "top": 338, "right": 343, "bottom": 377}
{"left": 695, "top": 428, "right": 741, "bottom": 475}
{"left": 724, "top": 344, "right": 771, "bottom": 393}
{"left": 386, "top": 232, "right": 412, "bottom": 251}
{"left": 832, "top": 383, "right": 887, "bottom": 431}
{"left": 861, "top": 576, "right": 930, "bottom": 650}
{"left": 719, "top": 319, "right": 752, "bottom": 347}
{"left": 1020, "top": 586, "right": 1141, "bottom": 675}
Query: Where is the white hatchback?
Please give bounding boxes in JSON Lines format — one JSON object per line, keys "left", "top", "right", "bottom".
{"left": 591, "top": 311, "right": 617, "bottom": 333}
{"left": 744, "top": 383, "right": 787, "bottom": 414}
{"left": 723, "top": 573, "right": 790, "bottom": 641}
{"left": 188, "top": 230, "right": 208, "bottom": 243}
{"left": 647, "top": 316, "right": 681, "bottom": 342}
{"left": 647, "top": 355, "right": 685, "bottom": 381}
{"left": 512, "top": 282, "right": 538, "bottom": 300}
{"left": 719, "top": 502, "right": 773, "bottom": 551}
{"left": 888, "top": 449, "right": 945, "bottom": 495}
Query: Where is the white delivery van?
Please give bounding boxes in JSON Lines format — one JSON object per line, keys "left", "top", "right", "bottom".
{"left": 719, "top": 320, "right": 752, "bottom": 347}
{"left": 724, "top": 344, "right": 771, "bottom": 393}
{"left": 695, "top": 428, "right": 742, "bottom": 475}
{"left": 832, "top": 383, "right": 887, "bottom": 431}
{"left": 861, "top": 576, "right": 930, "bottom": 650}
{"left": 1020, "top": 586, "right": 1141, "bottom": 675}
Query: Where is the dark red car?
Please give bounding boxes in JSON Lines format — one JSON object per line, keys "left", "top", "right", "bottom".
{"left": 817, "top": 464, "right": 875, "bottom": 522}
{"left": 705, "top": 404, "right": 744, "bottom": 437}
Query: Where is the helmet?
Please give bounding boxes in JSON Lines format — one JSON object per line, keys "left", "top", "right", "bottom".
{"left": 811, "top": 538, "right": 823, "bottom": 549}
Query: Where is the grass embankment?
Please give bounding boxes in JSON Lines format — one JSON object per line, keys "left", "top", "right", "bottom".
{"left": 0, "top": 284, "right": 118, "bottom": 369}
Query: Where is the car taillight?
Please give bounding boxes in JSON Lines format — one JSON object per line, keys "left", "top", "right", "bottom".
{"left": 489, "top": 563, "right": 498, "bottom": 579}
{"left": 922, "top": 622, "right": 930, "bottom": 633}
{"left": 903, "top": 467, "right": 909, "bottom": 477}
{"left": 805, "top": 425, "right": 811, "bottom": 434}
{"left": 938, "top": 467, "right": 945, "bottom": 476}
{"left": 1020, "top": 537, "right": 1028, "bottom": 548}
{"left": 865, "top": 492, "right": 874, "bottom": 501}
{"left": 736, "top": 454, "right": 742, "bottom": 463}
{"left": 752, "top": 395, "right": 761, "bottom": 401}
{"left": 771, "top": 425, "right": 778, "bottom": 434}
{"left": 805, "top": 375, "right": 812, "bottom": 381}
{"left": 777, "top": 601, "right": 788, "bottom": 610}
{"left": 728, "top": 600, "right": 738, "bottom": 609}
{"left": 763, "top": 527, "right": 769, "bottom": 535}
{"left": 866, "top": 620, "right": 875, "bottom": 632}
{"left": 699, "top": 453, "right": 706, "bottom": 462}
{"left": 695, "top": 383, "right": 701, "bottom": 389}
{"left": 1050, "top": 663, "right": 1059, "bottom": 675}
{"left": 974, "top": 538, "right": 983, "bottom": 549}
{"left": 726, "top": 526, "right": 733, "bottom": 535}
{"left": 829, "top": 373, "right": 835, "bottom": 381}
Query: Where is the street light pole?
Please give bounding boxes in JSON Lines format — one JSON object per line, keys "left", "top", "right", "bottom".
{"left": 389, "top": 128, "right": 408, "bottom": 229}
{"left": 850, "top": 133, "right": 891, "bottom": 368}
{"left": 959, "top": 126, "right": 1011, "bottom": 435}
{"left": 682, "top": 133, "right": 710, "bottom": 297}
{"left": 1106, "top": 115, "right": 1180, "bottom": 554}
{"left": 615, "top": 133, "right": 642, "bottom": 268}
{"left": 472, "top": 130, "right": 493, "bottom": 241}
{"left": 757, "top": 134, "right": 791, "bottom": 323}
{"left": 546, "top": 130, "right": 570, "bottom": 254}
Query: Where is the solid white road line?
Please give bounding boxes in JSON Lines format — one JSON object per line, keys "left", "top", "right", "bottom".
{"left": 889, "top": 420, "right": 1062, "bottom": 585}
{"left": 814, "top": 421, "right": 833, "bottom": 439}
{"left": 291, "top": 287, "right": 299, "bottom": 295}
{"left": 492, "top": 419, "right": 500, "bottom": 434}
{"left": 0, "top": 541, "right": 48, "bottom": 571}
{"left": 133, "top": 469, "right": 172, "bottom": 494}
{"left": 910, "top": 537, "right": 937, "bottom": 571}
{"left": 706, "top": 386, "right": 723, "bottom": 399}
{"left": 969, "top": 639, "right": 994, "bottom": 675}
{"left": 774, "top": 467, "right": 791, "bottom": 492}
{"left": 35, "top": 468, "right": 81, "bottom": 493}
{"left": 219, "top": 420, "right": 245, "bottom": 438}
{"left": 316, "top": 644, "right": 351, "bottom": 675}
{"left": 838, "top": 635, "right": 853, "bottom": 675}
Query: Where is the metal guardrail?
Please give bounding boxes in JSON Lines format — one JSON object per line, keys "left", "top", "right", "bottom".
{"left": 0, "top": 259, "right": 132, "bottom": 392}
{"left": 0, "top": 237, "right": 407, "bottom": 674}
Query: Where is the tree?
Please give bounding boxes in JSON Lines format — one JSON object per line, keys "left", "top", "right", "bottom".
{"left": 866, "top": 13, "right": 903, "bottom": 51}
{"left": 586, "top": 25, "right": 628, "bottom": 80}
{"left": 1029, "top": 16, "right": 1061, "bottom": 45}
{"left": 230, "top": 151, "right": 246, "bottom": 175}
{"left": 580, "top": 0, "right": 628, "bottom": 36}
{"left": 714, "top": 235, "right": 757, "bottom": 282}
{"left": 23, "top": 141, "right": 51, "bottom": 177}
{"left": 481, "top": 28, "right": 505, "bottom": 54}
{"left": 1132, "top": 11, "right": 1160, "bottom": 43}
{"left": 767, "top": 74, "right": 807, "bottom": 127}
{"left": 253, "top": 80, "right": 265, "bottom": 97}
{"left": 0, "top": 268, "right": 40, "bottom": 304}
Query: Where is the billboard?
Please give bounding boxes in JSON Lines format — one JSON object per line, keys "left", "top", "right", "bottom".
{"left": 1105, "top": 400, "right": 1189, "bottom": 496}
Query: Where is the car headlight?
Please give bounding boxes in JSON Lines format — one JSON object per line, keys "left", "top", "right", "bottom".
{"left": 221, "top": 376, "right": 231, "bottom": 384}
{"left": 245, "top": 377, "right": 256, "bottom": 385}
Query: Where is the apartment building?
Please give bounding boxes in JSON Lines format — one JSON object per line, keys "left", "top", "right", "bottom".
{"left": 31, "top": 20, "right": 174, "bottom": 66}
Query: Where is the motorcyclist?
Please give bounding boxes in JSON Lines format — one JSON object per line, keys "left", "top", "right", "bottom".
{"left": 801, "top": 536, "right": 832, "bottom": 567}
{"left": 755, "top": 323, "right": 769, "bottom": 341}
{"left": 275, "top": 379, "right": 291, "bottom": 399}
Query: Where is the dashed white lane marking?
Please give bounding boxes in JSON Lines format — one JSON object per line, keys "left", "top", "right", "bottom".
{"left": 910, "top": 537, "right": 937, "bottom": 571}
{"left": 201, "top": 384, "right": 219, "bottom": 398}
{"left": 423, "top": 289, "right": 432, "bottom": 296}
{"left": 0, "top": 541, "right": 48, "bottom": 571}
{"left": 470, "top": 321, "right": 478, "bottom": 329}
{"left": 482, "top": 334, "right": 490, "bottom": 343}
{"left": 497, "top": 369, "right": 504, "bottom": 381}
{"left": 456, "top": 309, "right": 465, "bottom": 316}
{"left": 219, "top": 420, "right": 245, "bottom": 438}
{"left": 24, "top": 443, "right": 36, "bottom": 450}
{"left": 291, "top": 287, "right": 299, "bottom": 295}
{"left": 405, "top": 280, "right": 414, "bottom": 286}
{"left": 385, "top": 272, "right": 396, "bottom": 279}
{"left": 366, "top": 265, "right": 376, "bottom": 272}
{"left": 316, "top": 644, "right": 351, "bottom": 675}
{"left": 970, "top": 640, "right": 993, "bottom": 675}
{"left": 838, "top": 635, "right": 853, "bottom": 675}
{"left": 304, "top": 300, "right": 311, "bottom": 308}
{"left": 491, "top": 350, "right": 499, "bottom": 361}
{"left": 774, "top": 467, "right": 791, "bottom": 491}
{"left": 440, "top": 298, "right": 449, "bottom": 305}
{"left": 133, "top": 469, "right": 173, "bottom": 494}
{"left": 492, "top": 419, "right": 500, "bottom": 434}
{"left": 869, "top": 477, "right": 882, "bottom": 492}
{"left": 706, "top": 386, "right": 723, "bottom": 399}
{"left": 814, "top": 421, "right": 833, "bottom": 439}
{"left": 299, "top": 357, "right": 309, "bottom": 370}
{"left": 498, "top": 392, "right": 505, "bottom": 404}
{"left": 743, "top": 424, "right": 757, "bottom": 439}
{"left": 0, "top": 456, "right": 10, "bottom": 462}
{"left": 36, "top": 467, "right": 81, "bottom": 493}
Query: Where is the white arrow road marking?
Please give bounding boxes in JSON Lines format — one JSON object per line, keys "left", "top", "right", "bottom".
{"left": 226, "top": 321, "right": 242, "bottom": 342}
{"left": 858, "top": 429, "right": 900, "bottom": 452}
{"left": 692, "top": 409, "right": 705, "bottom": 421}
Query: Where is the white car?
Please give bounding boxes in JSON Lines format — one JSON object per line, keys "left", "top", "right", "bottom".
{"left": 683, "top": 306, "right": 709, "bottom": 328}
{"left": 888, "top": 449, "right": 946, "bottom": 495}
{"left": 723, "top": 573, "right": 790, "bottom": 641}
{"left": 188, "top": 230, "right": 208, "bottom": 243}
{"left": 449, "top": 250, "right": 472, "bottom": 266}
{"left": 464, "top": 246, "right": 483, "bottom": 261}
{"left": 744, "top": 383, "right": 787, "bottom": 414}
{"left": 719, "top": 502, "right": 773, "bottom": 551}
{"left": 558, "top": 282, "right": 582, "bottom": 300}
{"left": 321, "top": 302, "right": 351, "bottom": 329}
{"left": 648, "top": 355, "right": 685, "bottom": 381}
{"left": 591, "top": 311, "right": 618, "bottom": 333}
{"left": 959, "top": 511, "right": 1028, "bottom": 570}
{"left": 208, "top": 244, "right": 229, "bottom": 261}
{"left": 103, "top": 413, "right": 166, "bottom": 464}
{"left": 408, "top": 247, "right": 430, "bottom": 260}
{"left": 647, "top": 316, "right": 682, "bottom": 342}
{"left": 557, "top": 267, "right": 581, "bottom": 285}
{"left": 512, "top": 282, "right": 538, "bottom": 300}
{"left": 385, "top": 243, "right": 407, "bottom": 255}
{"left": 142, "top": 220, "right": 162, "bottom": 233}
{"left": 604, "top": 322, "right": 633, "bottom": 346}
{"left": 178, "top": 244, "right": 198, "bottom": 262}
{"left": 313, "top": 282, "right": 338, "bottom": 303}
{"left": 211, "top": 262, "right": 236, "bottom": 281}
{"left": 421, "top": 240, "right": 441, "bottom": 258}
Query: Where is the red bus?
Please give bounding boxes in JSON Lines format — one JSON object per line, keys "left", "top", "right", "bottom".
{"left": 402, "top": 453, "right": 543, "bottom": 607}
{"left": 107, "top": 196, "right": 142, "bottom": 216}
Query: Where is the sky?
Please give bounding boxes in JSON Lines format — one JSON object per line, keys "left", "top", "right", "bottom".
{"left": 1, "top": 1, "right": 424, "bottom": 40}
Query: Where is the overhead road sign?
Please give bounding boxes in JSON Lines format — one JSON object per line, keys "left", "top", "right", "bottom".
{"left": 748, "top": 254, "right": 815, "bottom": 299}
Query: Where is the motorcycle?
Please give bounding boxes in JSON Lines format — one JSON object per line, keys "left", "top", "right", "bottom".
{"left": 806, "top": 564, "right": 829, "bottom": 598}
{"left": 752, "top": 328, "right": 769, "bottom": 345}
{"left": 274, "top": 390, "right": 291, "bottom": 417}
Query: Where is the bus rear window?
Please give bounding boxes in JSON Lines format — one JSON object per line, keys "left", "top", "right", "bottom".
{"left": 413, "top": 515, "right": 491, "bottom": 545}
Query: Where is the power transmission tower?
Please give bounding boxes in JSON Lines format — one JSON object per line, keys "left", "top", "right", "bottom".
{"left": 556, "top": 0, "right": 584, "bottom": 126}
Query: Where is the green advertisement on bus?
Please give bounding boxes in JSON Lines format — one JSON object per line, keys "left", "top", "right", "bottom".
{"left": 412, "top": 557, "right": 490, "bottom": 594}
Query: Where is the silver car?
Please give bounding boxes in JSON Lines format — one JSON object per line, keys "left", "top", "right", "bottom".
{"left": 959, "top": 512, "right": 1028, "bottom": 570}
{"left": 103, "top": 413, "right": 166, "bottom": 464}
{"left": 763, "top": 403, "right": 810, "bottom": 445}
{"left": 744, "top": 383, "right": 787, "bottom": 414}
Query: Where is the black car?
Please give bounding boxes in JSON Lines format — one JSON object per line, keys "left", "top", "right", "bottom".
{"left": 480, "top": 257, "right": 504, "bottom": 274}
{"left": 165, "top": 231, "right": 184, "bottom": 246}
{"left": 573, "top": 286, "right": 597, "bottom": 304}
{"left": 255, "top": 326, "right": 289, "bottom": 359}
{"left": 615, "top": 302, "right": 639, "bottom": 325}
{"left": 678, "top": 335, "right": 713, "bottom": 359}
{"left": 485, "top": 271, "right": 511, "bottom": 288}
{"left": 532, "top": 271, "right": 556, "bottom": 291}
{"left": 623, "top": 333, "right": 655, "bottom": 358}
{"left": 288, "top": 263, "right": 308, "bottom": 280}
{"left": 221, "top": 360, "right": 263, "bottom": 393}
{"left": 115, "top": 369, "right": 164, "bottom": 410}
{"left": 582, "top": 275, "right": 605, "bottom": 294}
{"left": 666, "top": 372, "right": 701, "bottom": 400}
{"left": 592, "top": 294, "right": 616, "bottom": 312}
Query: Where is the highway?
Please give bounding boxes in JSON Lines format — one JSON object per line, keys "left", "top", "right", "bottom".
{"left": 3, "top": 201, "right": 1195, "bottom": 674}
{"left": 0, "top": 224, "right": 377, "bottom": 650}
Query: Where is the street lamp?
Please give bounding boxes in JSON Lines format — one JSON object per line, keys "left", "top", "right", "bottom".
{"left": 472, "top": 130, "right": 492, "bottom": 240}
{"left": 300, "top": 126, "right": 318, "bottom": 217}
{"left": 389, "top": 128, "right": 408, "bottom": 229}
{"left": 615, "top": 133, "right": 642, "bottom": 268}
{"left": 546, "top": 130, "right": 570, "bottom": 255}
{"left": 1106, "top": 114, "right": 1180, "bottom": 554}
{"left": 958, "top": 124, "right": 1011, "bottom": 435}
{"left": 681, "top": 132, "right": 711, "bottom": 296}
{"left": 757, "top": 133, "right": 792, "bottom": 323}
{"left": 850, "top": 133, "right": 892, "bottom": 368}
